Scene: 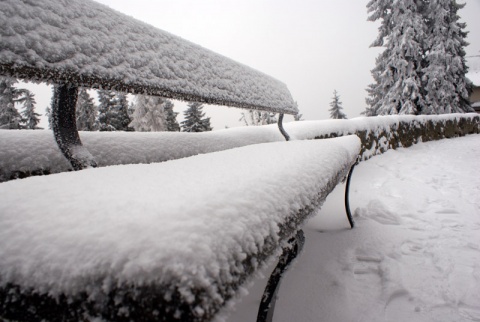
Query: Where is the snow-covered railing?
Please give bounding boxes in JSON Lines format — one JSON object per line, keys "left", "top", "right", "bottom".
{"left": 1, "top": 114, "right": 478, "bottom": 182}
{"left": 0, "top": 136, "right": 361, "bottom": 322}
{"left": 0, "top": 0, "right": 297, "bottom": 169}
{"left": 288, "top": 113, "right": 480, "bottom": 160}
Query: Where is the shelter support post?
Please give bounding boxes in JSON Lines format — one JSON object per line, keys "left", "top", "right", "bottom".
{"left": 257, "top": 230, "right": 305, "bottom": 322}
{"left": 52, "top": 84, "right": 97, "bottom": 170}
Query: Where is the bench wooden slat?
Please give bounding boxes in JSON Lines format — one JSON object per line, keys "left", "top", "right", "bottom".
{"left": 0, "top": 0, "right": 297, "bottom": 115}
{"left": 0, "top": 136, "right": 361, "bottom": 321}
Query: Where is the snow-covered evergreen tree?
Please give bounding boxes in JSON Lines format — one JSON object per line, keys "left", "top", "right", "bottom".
{"left": 0, "top": 77, "right": 23, "bottom": 129}
{"left": 19, "top": 90, "right": 41, "bottom": 129}
{"left": 98, "top": 90, "right": 116, "bottom": 131}
{"left": 98, "top": 90, "right": 132, "bottom": 131}
{"left": 45, "top": 105, "right": 53, "bottom": 130}
{"left": 112, "top": 93, "right": 132, "bottom": 131}
{"left": 422, "top": 0, "right": 472, "bottom": 114}
{"left": 329, "top": 90, "right": 347, "bottom": 119}
{"left": 366, "top": 0, "right": 471, "bottom": 115}
{"left": 293, "top": 102, "right": 304, "bottom": 121}
{"left": 239, "top": 110, "right": 277, "bottom": 126}
{"left": 164, "top": 99, "right": 180, "bottom": 132}
{"left": 181, "top": 102, "right": 212, "bottom": 132}
{"left": 129, "top": 95, "right": 167, "bottom": 132}
{"left": 294, "top": 113, "right": 304, "bottom": 121}
{"left": 368, "top": 0, "right": 427, "bottom": 115}
{"left": 76, "top": 88, "right": 97, "bottom": 131}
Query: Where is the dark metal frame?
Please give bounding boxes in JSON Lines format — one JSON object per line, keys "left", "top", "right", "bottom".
{"left": 257, "top": 230, "right": 305, "bottom": 322}
{"left": 52, "top": 84, "right": 97, "bottom": 170}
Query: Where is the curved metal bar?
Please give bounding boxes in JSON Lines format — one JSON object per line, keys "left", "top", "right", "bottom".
{"left": 344, "top": 157, "right": 360, "bottom": 229}
{"left": 257, "top": 230, "right": 305, "bottom": 322}
{"left": 277, "top": 113, "right": 290, "bottom": 141}
{"left": 52, "top": 83, "right": 97, "bottom": 170}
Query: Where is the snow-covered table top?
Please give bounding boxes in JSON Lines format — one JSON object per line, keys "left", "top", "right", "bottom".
{"left": 0, "top": 0, "right": 296, "bottom": 114}
{"left": 0, "top": 136, "right": 360, "bottom": 321}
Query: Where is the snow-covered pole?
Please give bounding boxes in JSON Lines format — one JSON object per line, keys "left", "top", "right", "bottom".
{"left": 277, "top": 113, "right": 290, "bottom": 141}
{"left": 52, "top": 84, "right": 97, "bottom": 170}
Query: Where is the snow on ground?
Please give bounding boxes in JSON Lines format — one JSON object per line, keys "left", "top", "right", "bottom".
{"left": 226, "top": 134, "right": 480, "bottom": 322}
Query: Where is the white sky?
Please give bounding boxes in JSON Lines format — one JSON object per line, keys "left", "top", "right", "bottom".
{"left": 22, "top": 0, "right": 480, "bottom": 130}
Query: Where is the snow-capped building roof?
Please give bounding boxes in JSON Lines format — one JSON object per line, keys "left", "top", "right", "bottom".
{"left": 0, "top": 0, "right": 297, "bottom": 115}
{"left": 466, "top": 55, "right": 480, "bottom": 86}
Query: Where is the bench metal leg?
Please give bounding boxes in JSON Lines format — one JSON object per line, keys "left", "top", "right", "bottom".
{"left": 344, "top": 158, "right": 359, "bottom": 229}
{"left": 52, "top": 84, "right": 97, "bottom": 170}
{"left": 257, "top": 230, "right": 305, "bottom": 322}
{"left": 277, "top": 113, "right": 290, "bottom": 141}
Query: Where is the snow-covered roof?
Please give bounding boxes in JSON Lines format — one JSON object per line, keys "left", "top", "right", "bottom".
{"left": 0, "top": 0, "right": 297, "bottom": 115}
{"left": 0, "top": 136, "right": 360, "bottom": 320}
{"left": 466, "top": 55, "right": 480, "bottom": 86}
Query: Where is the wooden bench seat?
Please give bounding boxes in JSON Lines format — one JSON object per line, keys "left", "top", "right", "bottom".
{"left": 0, "top": 136, "right": 361, "bottom": 321}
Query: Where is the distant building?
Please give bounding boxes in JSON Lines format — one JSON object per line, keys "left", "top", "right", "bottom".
{"left": 466, "top": 56, "right": 480, "bottom": 113}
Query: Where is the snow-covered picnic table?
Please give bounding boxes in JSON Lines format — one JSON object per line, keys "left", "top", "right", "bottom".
{"left": 0, "top": 136, "right": 361, "bottom": 321}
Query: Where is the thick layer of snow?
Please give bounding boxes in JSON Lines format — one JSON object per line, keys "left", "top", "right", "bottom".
{"left": 0, "top": 136, "right": 360, "bottom": 317}
{"left": 0, "top": 0, "right": 296, "bottom": 114}
{"left": 1, "top": 113, "right": 477, "bottom": 181}
{"left": 226, "top": 134, "right": 480, "bottom": 322}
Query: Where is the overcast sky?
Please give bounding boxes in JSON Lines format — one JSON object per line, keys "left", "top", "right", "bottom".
{"left": 23, "top": 0, "right": 480, "bottom": 130}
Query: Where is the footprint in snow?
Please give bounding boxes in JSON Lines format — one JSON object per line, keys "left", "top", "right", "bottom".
{"left": 354, "top": 200, "right": 402, "bottom": 226}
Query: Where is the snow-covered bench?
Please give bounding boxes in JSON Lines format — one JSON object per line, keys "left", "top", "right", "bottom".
{"left": 0, "top": 137, "right": 361, "bottom": 321}
{"left": 0, "top": 0, "right": 362, "bottom": 321}
{"left": 0, "top": 0, "right": 297, "bottom": 171}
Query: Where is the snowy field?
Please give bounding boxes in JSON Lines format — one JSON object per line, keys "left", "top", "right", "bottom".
{"left": 226, "top": 134, "right": 480, "bottom": 322}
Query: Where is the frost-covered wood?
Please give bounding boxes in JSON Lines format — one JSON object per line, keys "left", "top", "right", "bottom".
{"left": 0, "top": 0, "right": 297, "bottom": 115}
{"left": 0, "top": 137, "right": 361, "bottom": 322}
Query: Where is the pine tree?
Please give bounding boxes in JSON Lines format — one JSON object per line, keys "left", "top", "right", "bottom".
{"left": 329, "top": 90, "right": 347, "bottom": 119}
{"left": 45, "top": 105, "right": 53, "bottom": 130}
{"left": 164, "top": 99, "right": 180, "bottom": 132}
{"left": 181, "top": 102, "right": 212, "bottom": 132}
{"left": 98, "top": 90, "right": 132, "bottom": 131}
{"left": 76, "top": 88, "right": 97, "bottom": 131}
{"left": 239, "top": 110, "right": 277, "bottom": 126}
{"left": 98, "top": 90, "right": 116, "bottom": 131}
{"left": 293, "top": 102, "right": 304, "bottom": 121}
{"left": 294, "top": 113, "right": 304, "bottom": 121}
{"left": 422, "top": 0, "right": 472, "bottom": 114}
{"left": 19, "top": 90, "right": 41, "bottom": 129}
{"left": 370, "top": 0, "right": 426, "bottom": 115}
{"left": 111, "top": 93, "right": 133, "bottom": 131}
{"left": 129, "top": 95, "right": 167, "bottom": 132}
{"left": 0, "top": 77, "right": 23, "bottom": 129}
{"left": 366, "top": 0, "right": 471, "bottom": 115}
